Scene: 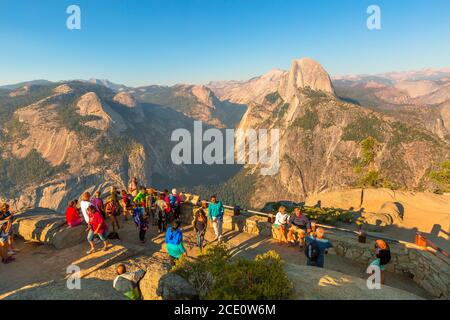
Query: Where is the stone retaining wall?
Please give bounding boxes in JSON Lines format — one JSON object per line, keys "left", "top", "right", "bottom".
{"left": 185, "top": 204, "right": 449, "bottom": 299}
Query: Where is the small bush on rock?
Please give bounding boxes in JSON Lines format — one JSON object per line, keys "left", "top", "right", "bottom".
{"left": 173, "top": 244, "right": 293, "bottom": 300}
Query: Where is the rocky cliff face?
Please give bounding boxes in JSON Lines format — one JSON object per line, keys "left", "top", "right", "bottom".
{"left": 208, "top": 58, "right": 449, "bottom": 208}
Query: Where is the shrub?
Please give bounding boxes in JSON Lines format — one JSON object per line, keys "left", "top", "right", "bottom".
{"left": 429, "top": 160, "right": 450, "bottom": 192}
{"left": 292, "top": 108, "right": 319, "bottom": 131}
{"left": 173, "top": 244, "right": 293, "bottom": 300}
{"left": 358, "top": 170, "right": 380, "bottom": 187}
{"left": 264, "top": 91, "right": 282, "bottom": 104}
{"left": 341, "top": 115, "right": 384, "bottom": 142}
{"left": 359, "top": 136, "right": 376, "bottom": 166}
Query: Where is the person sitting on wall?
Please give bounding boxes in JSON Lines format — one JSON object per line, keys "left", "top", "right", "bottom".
{"left": 273, "top": 206, "right": 289, "bottom": 245}
{"left": 287, "top": 207, "right": 311, "bottom": 248}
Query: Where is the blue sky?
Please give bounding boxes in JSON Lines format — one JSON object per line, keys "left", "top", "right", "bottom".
{"left": 0, "top": 0, "right": 449, "bottom": 86}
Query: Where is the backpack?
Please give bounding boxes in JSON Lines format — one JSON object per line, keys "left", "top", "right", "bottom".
{"left": 106, "top": 202, "right": 116, "bottom": 215}
{"left": 378, "top": 249, "right": 391, "bottom": 265}
{"left": 107, "top": 231, "right": 121, "bottom": 240}
{"left": 305, "top": 239, "right": 320, "bottom": 261}
{"left": 133, "top": 208, "right": 143, "bottom": 227}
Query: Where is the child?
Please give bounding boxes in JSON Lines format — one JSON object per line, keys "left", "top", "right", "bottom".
{"left": 273, "top": 206, "right": 289, "bottom": 245}
{"left": 133, "top": 203, "right": 148, "bottom": 244}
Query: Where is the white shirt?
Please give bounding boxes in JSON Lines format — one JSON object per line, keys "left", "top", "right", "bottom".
{"left": 275, "top": 211, "right": 289, "bottom": 226}
{"left": 80, "top": 200, "right": 91, "bottom": 223}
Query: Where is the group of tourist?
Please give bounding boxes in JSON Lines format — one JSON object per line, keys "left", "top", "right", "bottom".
{"left": 0, "top": 203, "right": 18, "bottom": 264}
{"left": 273, "top": 205, "right": 391, "bottom": 281}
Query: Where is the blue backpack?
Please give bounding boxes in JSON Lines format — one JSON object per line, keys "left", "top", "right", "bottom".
{"left": 133, "top": 208, "right": 144, "bottom": 226}
{"left": 305, "top": 239, "right": 320, "bottom": 261}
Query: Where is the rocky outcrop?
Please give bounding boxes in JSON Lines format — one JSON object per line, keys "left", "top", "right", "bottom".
{"left": 279, "top": 58, "right": 335, "bottom": 101}
{"left": 12, "top": 207, "right": 86, "bottom": 249}
{"left": 285, "top": 264, "right": 422, "bottom": 300}
{"left": 156, "top": 273, "right": 199, "bottom": 300}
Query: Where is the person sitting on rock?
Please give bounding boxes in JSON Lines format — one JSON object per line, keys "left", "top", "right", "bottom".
{"left": 287, "top": 207, "right": 311, "bottom": 248}
{"left": 65, "top": 200, "right": 83, "bottom": 227}
{"left": 165, "top": 220, "right": 186, "bottom": 265}
{"left": 273, "top": 206, "right": 289, "bottom": 245}
{"left": 0, "top": 221, "right": 14, "bottom": 264}
{"left": 305, "top": 227, "right": 333, "bottom": 268}
{"left": 113, "top": 264, "right": 145, "bottom": 300}
{"left": 369, "top": 239, "right": 391, "bottom": 284}
{"left": 86, "top": 205, "right": 110, "bottom": 254}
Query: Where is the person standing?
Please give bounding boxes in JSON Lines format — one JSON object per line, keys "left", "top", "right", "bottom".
{"left": 120, "top": 189, "right": 131, "bottom": 221}
{"left": 128, "top": 177, "right": 138, "bottom": 197}
{"left": 169, "top": 188, "right": 182, "bottom": 220}
{"left": 305, "top": 227, "right": 333, "bottom": 268}
{"left": 155, "top": 194, "right": 168, "bottom": 233}
{"left": 91, "top": 191, "right": 105, "bottom": 218}
{"left": 80, "top": 192, "right": 92, "bottom": 224}
{"left": 273, "top": 206, "right": 289, "bottom": 245}
{"left": 0, "top": 203, "right": 17, "bottom": 254}
{"left": 86, "top": 205, "right": 110, "bottom": 254}
{"left": 193, "top": 200, "right": 208, "bottom": 251}
{"left": 369, "top": 239, "right": 391, "bottom": 284}
{"left": 105, "top": 198, "right": 120, "bottom": 232}
{"left": 165, "top": 220, "right": 186, "bottom": 265}
{"left": 208, "top": 195, "right": 224, "bottom": 242}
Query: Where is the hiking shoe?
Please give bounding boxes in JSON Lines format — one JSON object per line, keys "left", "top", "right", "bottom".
{"left": 86, "top": 249, "right": 95, "bottom": 255}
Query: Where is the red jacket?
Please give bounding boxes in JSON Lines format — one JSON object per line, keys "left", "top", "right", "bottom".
{"left": 65, "top": 206, "right": 80, "bottom": 224}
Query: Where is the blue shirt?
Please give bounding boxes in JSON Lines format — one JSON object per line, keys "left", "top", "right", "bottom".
{"left": 305, "top": 235, "right": 332, "bottom": 267}
{"left": 208, "top": 201, "right": 224, "bottom": 220}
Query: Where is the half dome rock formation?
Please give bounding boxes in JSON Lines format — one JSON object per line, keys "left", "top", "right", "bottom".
{"left": 279, "top": 57, "right": 335, "bottom": 101}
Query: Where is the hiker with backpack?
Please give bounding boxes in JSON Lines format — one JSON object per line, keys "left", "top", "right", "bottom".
{"left": 208, "top": 195, "right": 224, "bottom": 242}
{"left": 146, "top": 188, "right": 157, "bottom": 225}
{"left": 105, "top": 198, "right": 120, "bottom": 232}
{"left": 193, "top": 200, "right": 208, "bottom": 251}
{"left": 165, "top": 220, "right": 186, "bottom": 265}
{"left": 273, "top": 206, "right": 289, "bottom": 245}
{"left": 369, "top": 239, "right": 391, "bottom": 284}
{"left": 305, "top": 227, "right": 333, "bottom": 268}
{"left": 155, "top": 194, "right": 168, "bottom": 233}
{"left": 0, "top": 203, "right": 17, "bottom": 255}
{"left": 86, "top": 205, "right": 110, "bottom": 254}
{"left": 169, "top": 188, "right": 182, "bottom": 220}
{"left": 287, "top": 207, "right": 311, "bottom": 248}
{"left": 113, "top": 264, "right": 145, "bottom": 300}
{"left": 132, "top": 202, "right": 149, "bottom": 244}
